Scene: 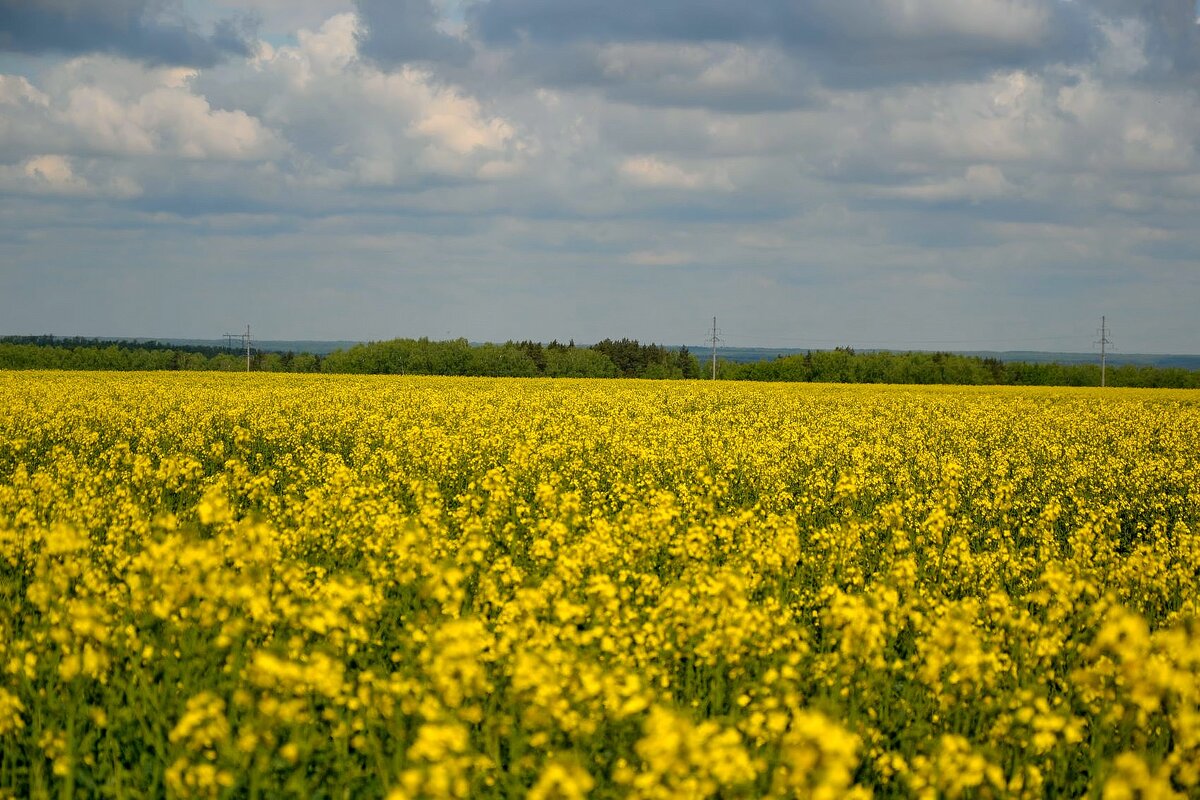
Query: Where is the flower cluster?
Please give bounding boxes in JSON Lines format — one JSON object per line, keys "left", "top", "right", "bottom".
{"left": 1, "top": 371, "right": 1199, "bottom": 796}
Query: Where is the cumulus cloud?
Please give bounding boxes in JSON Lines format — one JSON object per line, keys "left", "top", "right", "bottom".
{"left": 0, "top": 74, "right": 48, "bottom": 106}
{"left": 0, "top": 154, "right": 141, "bottom": 197}
{"left": 8, "top": 154, "right": 90, "bottom": 194}
{"left": 0, "top": 11, "right": 525, "bottom": 207}
{"left": 0, "top": 0, "right": 258, "bottom": 66}
{"left": 217, "top": 13, "right": 524, "bottom": 188}
{"left": 0, "top": 57, "right": 282, "bottom": 163}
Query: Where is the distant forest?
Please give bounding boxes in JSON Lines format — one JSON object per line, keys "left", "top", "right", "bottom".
{"left": 1, "top": 335, "right": 1198, "bottom": 388}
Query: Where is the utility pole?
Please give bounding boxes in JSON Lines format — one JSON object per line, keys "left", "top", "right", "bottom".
{"left": 709, "top": 316, "right": 722, "bottom": 380}
{"left": 222, "top": 325, "right": 252, "bottom": 372}
{"left": 1095, "top": 316, "right": 1111, "bottom": 387}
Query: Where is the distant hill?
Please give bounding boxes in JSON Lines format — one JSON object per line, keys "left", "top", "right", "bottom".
{"left": 4, "top": 336, "right": 365, "bottom": 356}
{"left": 697, "top": 345, "right": 1200, "bottom": 371}
{"left": 143, "top": 338, "right": 364, "bottom": 356}
{"left": 958, "top": 350, "right": 1200, "bottom": 370}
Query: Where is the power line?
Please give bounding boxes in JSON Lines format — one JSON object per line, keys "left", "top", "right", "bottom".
{"left": 718, "top": 330, "right": 1087, "bottom": 347}
{"left": 222, "top": 324, "right": 252, "bottom": 372}
{"left": 709, "top": 316, "right": 723, "bottom": 380}
{"left": 1095, "top": 316, "right": 1113, "bottom": 388}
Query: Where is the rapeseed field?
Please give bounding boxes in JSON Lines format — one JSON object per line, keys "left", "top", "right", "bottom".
{"left": 1, "top": 371, "right": 1199, "bottom": 798}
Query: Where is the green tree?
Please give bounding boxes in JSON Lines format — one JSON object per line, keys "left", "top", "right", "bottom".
{"left": 544, "top": 348, "right": 619, "bottom": 378}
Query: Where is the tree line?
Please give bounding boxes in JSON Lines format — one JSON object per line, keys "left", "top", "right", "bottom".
{"left": 0, "top": 338, "right": 698, "bottom": 379}
{"left": 0, "top": 339, "right": 320, "bottom": 373}
{"left": 0, "top": 335, "right": 237, "bottom": 359}
{"left": 320, "top": 338, "right": 701, "bottom": 378}
{"left": 718, "top": 347, "right": 1200, "bottom": 388}
{"left": 1, "top": 337, "right": 1198, "bottom": 388}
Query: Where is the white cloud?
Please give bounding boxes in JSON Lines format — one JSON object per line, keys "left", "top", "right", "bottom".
{"left": 1056, "top": 76, "right": 1198, "bottom": 173}
{"left": 0, "top": 155, "right": 140, "bottom": 198}
{"left": 879, "top": 0, "right": 1050, "bottom": 44}
{"left": 224, "top": 13, "right": 525, "bottom": 186}
{"left": 1, "top": 57, "right": 283, "bottom": 162}
{"left": 406, "top": 75, "right": 515, "bottom": 154}
{"left": 66, "top": 82, "right": 281, "bottom": 160}
{"left": 295, "top": 11, "right": 361, "bottom": 76}
{"left": 0, "top": 74, "right": 49, "bottom": 107}
{"left": 19, "top": 155, "right": 90, "bottom": 194}
{"left": 618, "top": 156, "right": 733, "bottom": 191}
{"left": 0, "top": 12, "right": 525, "bottom": 196}
{"left": 58, "top": 85, "right": 157, "bottom": 156}
{"left": 885, "top": 71, "right": 1057, "bottom": 164}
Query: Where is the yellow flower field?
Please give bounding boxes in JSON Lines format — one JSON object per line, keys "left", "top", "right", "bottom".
{"left": 2, "top": 371, "right": 1199, "bottom": 798}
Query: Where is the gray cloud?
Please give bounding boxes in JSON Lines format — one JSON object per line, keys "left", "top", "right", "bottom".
{"left": 0, "top": 0, "right": 258, "bottom": 66}
{"left": 470, "top": 0, "right": 1097, "bottom": 92}
{"left": 489, "top": 40, "right": 821, "bottom": 113}
{"left": 353, "top": 0, "right": 471, "bottom": 66}
{"left": 1084, "top": 0, "right": 1200, "bottom": 83}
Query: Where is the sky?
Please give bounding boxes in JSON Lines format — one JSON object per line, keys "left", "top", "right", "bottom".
{"left": 2, "top": 1, "right": 1200, "bottom": 353}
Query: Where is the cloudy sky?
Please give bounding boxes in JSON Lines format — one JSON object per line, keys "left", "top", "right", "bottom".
{"left": 2, "top": 0, "right": 1200, "bottom": 352}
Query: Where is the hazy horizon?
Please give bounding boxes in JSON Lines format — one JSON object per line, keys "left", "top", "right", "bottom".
{"left": 7, "top": 331, "right": 1199, "bottom": 360}
{"left": 3, "top": 1, "right": 1200, "bottom": 353}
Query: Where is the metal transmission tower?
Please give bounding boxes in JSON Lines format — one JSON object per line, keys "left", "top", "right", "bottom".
{"left": 1095, "top": 316, "right": 1112, "bottom": 387}
{"left": 223, "top": 324, "right": 252, "bottom": 372}
{"left": 709, "top": 316, "right": 723, "bottom": 380}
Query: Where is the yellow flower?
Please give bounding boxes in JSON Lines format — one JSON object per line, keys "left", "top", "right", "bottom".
{"left": 0, "top": 689, "right": 25, "bottom": 735}
{"left": 528, "top": 758, "right": 595, "bottom": 800}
